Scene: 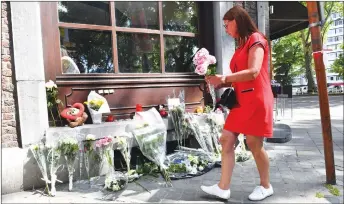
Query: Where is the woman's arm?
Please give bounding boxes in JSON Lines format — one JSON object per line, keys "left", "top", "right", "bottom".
{"left": 224, "top": 45, "right": 264, "bottom": 83}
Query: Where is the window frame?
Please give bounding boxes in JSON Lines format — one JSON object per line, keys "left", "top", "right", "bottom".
{"left": 42, "top": 1, "right": 204, "bottom": 81}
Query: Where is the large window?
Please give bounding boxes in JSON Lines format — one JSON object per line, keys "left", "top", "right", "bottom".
{"left": 57, "top": 1, "right": 199, "bottom": 74}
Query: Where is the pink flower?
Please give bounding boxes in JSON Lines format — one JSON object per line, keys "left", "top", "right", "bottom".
{"left": 207, "top": 55, "right": 216, "bottom": 64}
{"left": 96, "top": 142, "right": 101, "bottom": 148}
{"left": 195, "top": 48, "right": 209, "bottom": 58}
{"left": 194, "top": 55, "right": 207, "bottom": 66}
{"left": 195, "top": 63, "right": 209, "bottom": 75}
{"left": 193, "top": 48, "right": 209, "bottom": 66}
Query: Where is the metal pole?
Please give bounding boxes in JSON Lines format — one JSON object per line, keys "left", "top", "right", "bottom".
{"left": 306, "top": 1, "right": 336, "bottom": 184}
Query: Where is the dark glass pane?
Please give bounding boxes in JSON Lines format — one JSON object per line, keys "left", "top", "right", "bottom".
{"left": 164, "top": 36, "right": 199, "bottom": 73}
{"left": 58, "top": 2, "right": 110, "bottom": 25}
{"left": 117, "top": 32, "right": 160, "bottom": 73}
{"left": 163, "top": 1, "right": 198, "bottom": 32}
{"left": 59, "top": 28, "right": 113, "bottom": 74}
{"left": 115, "top": 2, "right": 159, "bottom": 30}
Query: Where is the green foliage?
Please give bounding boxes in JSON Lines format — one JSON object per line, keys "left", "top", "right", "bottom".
{"left": 206, "top": 64, "right": 217, "bottom": 76}
{"left": 168, "top": 163, "right": 187, "bottom": 173}
{"left": 296, "top": 2, "right": 343, "bottom": 91}
{"left": 325, "top": 184, "right": 341, "bottom": 196}
{"left": 272, "top": 33, "right": 304, "bottom": 86}
{"left": 315, "top": 192, "right": 324, "bottom": 198}
{"left": 330, "top": 44, "right": 344, "bottom": 77}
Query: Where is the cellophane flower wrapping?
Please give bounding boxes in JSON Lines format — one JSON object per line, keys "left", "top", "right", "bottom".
{"left": 83, "top": 134, "right": 103, "bottom": 182}
{"left": 235, "top": 134, "right": 251, "bottom": 163}
{"left": 104, "top": 171, "right": 128, "bottom": 192}
{"left": 95, "top": 136, "right": 115, "bottom": 175}
{"left": 130, "top": 108, "right": 172, "bottom": 186}
{"left": 46, "top": 143, "right": 63, "bottom": 196}
{"left": 206, "top": 112, "right": 225, "bottom": 156}
{"left": 85, "top": 91, "right": 111, "bottom": 124}
{"left": 184, "top": 113, "right": 213, "bottom": 154}
{"left": 30, "top": 143, "right": 51, "bottom": 195}
{"left": 193, "top": 48, "right": 217, "bottom": 111}
{"left": 167, "top": 90, "right": 188, "bottom": 147}
{"left": 167, "top": 149, "right": 215, "bottom": 178}
{"left": 182, "top": 112, "right": 225, "bottom": 162}
{"left": 113, "top": 134, "right": 136, "bottom": 181}
{"left": 57, "top": 137, "right": 79, "bottom": 191}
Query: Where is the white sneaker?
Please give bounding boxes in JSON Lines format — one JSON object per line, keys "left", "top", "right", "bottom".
{"left": 248, "top": 185, "right": 274, "bottom": 201}
{"left": 200, "top": 184, "right": 231, "bottom": 200}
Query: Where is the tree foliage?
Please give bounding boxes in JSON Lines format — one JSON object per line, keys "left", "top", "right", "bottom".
{"left": 272, "top": 33, "right": 304, "bottom": 86}
{"left": 330, "top": 43, "right": 344, "bottom": 77}
{"left": 298, "top": 1, "right": 344, "bottom": 92}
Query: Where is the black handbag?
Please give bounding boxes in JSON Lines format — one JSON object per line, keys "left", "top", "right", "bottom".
{"left": 216, "top": 86, "right": 237, "bottom": 109}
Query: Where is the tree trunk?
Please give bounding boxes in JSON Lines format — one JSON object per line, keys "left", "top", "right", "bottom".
{"left": 304, "top": 48, "right": 316, "bottom": 93}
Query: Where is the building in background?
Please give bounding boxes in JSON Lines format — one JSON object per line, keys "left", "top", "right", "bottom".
{"left": 324, "top": 12, "right": 343, "bottom": 72}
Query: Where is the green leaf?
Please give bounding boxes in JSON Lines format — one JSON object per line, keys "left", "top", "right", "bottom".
{"left": 315, "top": 192, "right": 324, "bottom": 198}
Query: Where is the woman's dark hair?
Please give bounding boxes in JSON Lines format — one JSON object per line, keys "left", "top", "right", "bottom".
{"left": 223, "top": 5, "right": 266, "bottom": 47}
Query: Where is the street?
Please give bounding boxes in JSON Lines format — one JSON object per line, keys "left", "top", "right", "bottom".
{"left": 2, "top": 95, "right": 343, "bottom": 203}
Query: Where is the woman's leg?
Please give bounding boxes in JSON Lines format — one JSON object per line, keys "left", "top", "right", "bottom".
{"left": 245, "top": 136, "right": 270, "bottom": 188}
{"left": 218, "top": 130, "right": 239, "bottom": 189}
{"left": 200, "top": 130, "right": 238, "bottom": 199}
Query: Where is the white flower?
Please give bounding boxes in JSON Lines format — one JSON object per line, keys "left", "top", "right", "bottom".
{"left": 45, "top": 80, "right": 57, "bottom": 89}
{"left": 105, "top": 177, "right": 111, "bottom": 188}
{"left": 86, "top": 134, "right": 96, "bottom": 141}
{"left": 198, "top": 166, "right": 204, "bottom": 171}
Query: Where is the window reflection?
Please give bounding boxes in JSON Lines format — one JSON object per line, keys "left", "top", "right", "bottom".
{"left": 164, "top": 36, "right": 199, "bottom": 72}
{"left": 163, "top": 1, "right": 198, "bottom": 33}
{"left": 117, "top": 32, "right": 160, "bottom": 73}
{"left": 59, "top": 28, "right": 113, "bottom": 73}
{"left": 58, "top": 1, "right": 110, "bottom": 25}
{"left": 115, "top": 2, "right": 159, "bottom": 30}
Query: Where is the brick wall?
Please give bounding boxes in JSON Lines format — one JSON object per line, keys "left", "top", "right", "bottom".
{"left": 1, "top": 2, "right": 20, "bottom": 148}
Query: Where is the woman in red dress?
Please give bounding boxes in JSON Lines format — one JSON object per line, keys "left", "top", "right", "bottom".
{"left": 201, "top": 6, "right": 274, "bottom": 201}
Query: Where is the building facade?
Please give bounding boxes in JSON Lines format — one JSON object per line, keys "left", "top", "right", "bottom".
{"left": 324, "top": 12, "right": 344, "bottom": 72}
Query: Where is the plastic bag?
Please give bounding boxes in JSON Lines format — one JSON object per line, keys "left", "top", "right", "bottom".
{"left": 85, "top": 91, "right": 111, "bottom": 124}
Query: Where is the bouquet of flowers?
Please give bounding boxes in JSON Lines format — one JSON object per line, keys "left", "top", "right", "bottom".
{"left": 206, "top": 112, "right": 225, "bottom": 157}
{"left": 45, "top": 80, "right": 63, "bottom": 126}
{"left": 83, "top": 134, "right": 102, "bottom": 182}
{"left": 84, "top": 91, "right": 110, "bottom": 124}
{"left": 95, "top": 136, "right": 114, "bottom": 174}
{"left": 30, "top": 143, "right": 51, "bottom": 196}
{"left": 46, "top": 143, "right": 63, "bottom": 196}
{"left": 193, "top": 48, "right": 217, "bottom": 111}
{"left": 114, "top": 134, "right": 133, "bottom": 173}
{"left": 167, "top": 90, "right": 188, "bottom": 147}
{"left": 167, "top": 149, "right": 215, "bottom": 179}
{"left": 132, "top": 122, "right": 172, "bottom": 186}
{"left": 235, "top": 134, "right": 251, "bottom": 163}
{"left": 104, "top": 171, "right": 128, "bottom": 192}
{"left": 57, "top": 137, "right": 79, "bottom": 191}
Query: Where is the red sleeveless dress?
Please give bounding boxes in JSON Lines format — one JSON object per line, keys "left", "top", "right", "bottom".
{"left": 223, "top": 32, "right": 273, "bottom": 138}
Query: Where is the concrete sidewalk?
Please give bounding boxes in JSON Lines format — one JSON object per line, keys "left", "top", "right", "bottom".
{"left": 2, "top": 119, "right": 343, "bottom": 203}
